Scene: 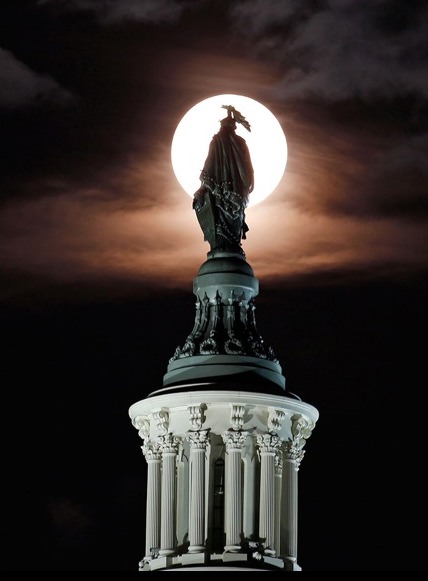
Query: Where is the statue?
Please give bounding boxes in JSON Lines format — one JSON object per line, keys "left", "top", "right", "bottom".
{"left": 193, "top": 105, "right": 254, "bottom": 256}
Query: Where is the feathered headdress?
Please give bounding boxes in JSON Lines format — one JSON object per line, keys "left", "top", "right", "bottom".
{"left": 221, "top": 104, "right": 251, "bottom": 132}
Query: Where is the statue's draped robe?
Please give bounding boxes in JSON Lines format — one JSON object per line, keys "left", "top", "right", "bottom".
{"left": 194, "top": 125, "right": 254, "bottom": 253}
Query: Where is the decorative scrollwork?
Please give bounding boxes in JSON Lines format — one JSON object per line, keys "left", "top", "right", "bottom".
{"left": 188, "top": 404, "right": 206, "bottom": 430}
{"left": 267, "top": 408, "right": 286, "bottom": 434}
{"left": 133, "top": 415, "right": 150, "bottom": 440}
{"left": 168, "top": 286, "right": 279, "bottom": 362}
{"left": 153, "top": 409, "right": 169, "bottom": 435}
{"left": 224, "top": 338, "right": 244, "bottom": 354}
{"left": 230, "top": 404, "right": 245, "bottom": 430}
{"left": 200, "top": 337, "right": 219, "bottom": 355}
{"left": 291, "top": 414, "right": 315, "bottom": 440}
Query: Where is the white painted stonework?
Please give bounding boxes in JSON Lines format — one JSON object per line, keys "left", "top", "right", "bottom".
{"left": 129, "top": 251, "right": 319, "bottom": 570}
{"left": 129, "top": 387, "right": 318, "bottom": 571}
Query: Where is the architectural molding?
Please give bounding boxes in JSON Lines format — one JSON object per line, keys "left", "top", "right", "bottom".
{"left": 153, "top": 409, "right": 169, "bottom": 435}
{"left": 188, "top": 404, "right": 206, "bottom": 430}
{"left": 268, "top": 408, "right": 286, "bottom": 434}
{"left": 133, "top": 414, "right": 150, "bottom": 440}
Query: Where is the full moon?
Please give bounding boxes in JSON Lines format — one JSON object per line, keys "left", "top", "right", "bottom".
{"left": 171, "top": 94, "right": 287, "bottom": 207}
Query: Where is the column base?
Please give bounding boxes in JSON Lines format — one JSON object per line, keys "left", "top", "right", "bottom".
{"left": 283, "top": 558, "right": 302, "bottom": 571}
{"left": 188, "top": 545, "right": 205, "bottom": 553}
{"left": 158, "top": 549, "right": 175, "bottom": 557}
{"left": 140, "top": 551, "right": 289, "bottom": 571}
{"left": 224, "top": 545, "right": 242, "bottom": 553}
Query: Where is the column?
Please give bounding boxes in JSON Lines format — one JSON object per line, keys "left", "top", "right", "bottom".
{"left": 281, "top": 440, "right": 304, "bottom": 565}
{"left": 187, "top": 429, "right": 210, "bottom": 553}
{"left": 274, "top": 453, "right": 283, "bottom": 557}
{"left": 256, "top": 433, "right": 281, "bottom": 554}
{"left": 222, "top": 430, "right": 248, "bottom": 552}
{"left": 158, "top": 433, "right": 180, "bottom": 557}
{"left": 141, "top": 441, "right": 162, "bottom": 558}
{"left": 281, "top": 415, "right": 313, "bottom": 567}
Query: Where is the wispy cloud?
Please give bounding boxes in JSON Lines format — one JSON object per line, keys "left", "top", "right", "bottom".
{"left": 231, "top": 0, "right": 428, "bottom": 101}
{"left": 0, "top": 47, "right": 74, "bottom": 108}
{"left": 1, "top": 0, "right": 426, "bottom": 302}
{"left": 37, "top": 0, "right": 192, "bottom": 24}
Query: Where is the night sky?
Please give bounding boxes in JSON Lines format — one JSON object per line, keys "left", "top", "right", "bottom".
{"left": 2, "top": 0, "right": 427, "bottom": 571}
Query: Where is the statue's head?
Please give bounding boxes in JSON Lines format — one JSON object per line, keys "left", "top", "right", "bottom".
{"left": 220, "top": 115, "right": 236, "bottom": 131}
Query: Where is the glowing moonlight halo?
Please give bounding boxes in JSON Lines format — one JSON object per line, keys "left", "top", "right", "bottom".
{"left": 171, "top": 94, "right": 287, "bottom": 207}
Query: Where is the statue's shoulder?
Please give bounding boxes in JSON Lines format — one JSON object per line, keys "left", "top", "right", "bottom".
{"left": 235, "top": 135, "right": 250, "bottom": 151}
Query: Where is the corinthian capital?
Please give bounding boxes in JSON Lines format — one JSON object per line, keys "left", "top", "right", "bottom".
{"left": 222, "top": 429, "right": 248, "bottom": 451}
{"left": 256, "top": 432, "right": 282, "bottom": 454}
{"left": 158, "top": 433, "right": 180, "bottom": 455}
{"left": 141, "top": 440, "right": 162, "bottom": 461}
{"left": 282, "top": 439, "right": 305, "bottom": 468}
{"left": 187, "top": 429, "right": 210, "bottom": 449}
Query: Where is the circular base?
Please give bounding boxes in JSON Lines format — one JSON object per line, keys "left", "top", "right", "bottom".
{"left": 188, "top": 546, "right": 206, "bottom": 554}
{"left": 163, "top": 354, "right": 285, "bottom": 392}
{"left": 199, "top": 252, "right": 255, "bottom": 277}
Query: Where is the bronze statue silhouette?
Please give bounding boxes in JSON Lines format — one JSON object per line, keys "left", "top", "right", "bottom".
{"left": 193, "top": 105, "right": 254, "bottom": 256}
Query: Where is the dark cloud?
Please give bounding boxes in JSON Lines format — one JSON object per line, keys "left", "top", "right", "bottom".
{"left": 359, "top": 133, "right": 428, "bottom": 219}
{"left": 267, "top": 97, "right": 428, "bottom": 224}
{"left": 2, "top": 4, "right": 427, "bottom": 572}
{"left": 231, "top": 0, "right": 428, "bottom": 102}
{"left": 0, "top": 47, "right": 74, "bottom": 108}
{"left": 37, "top": 0, "right": 192, "bottom": 24}
{"left": 0, "top": 0, "right": 427, "bottom": 301}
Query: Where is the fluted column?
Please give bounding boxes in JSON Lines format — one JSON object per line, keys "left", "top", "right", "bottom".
{"left": 158, "top": 433, "right": 180, "bottom": 557}
{"left": 256, "top": 433, "right": 281, "bottom": 554}
{"left": 274, "top": 452, "right": 283, "bottom": 556}
{"left": 141, "top": 441, "right": 162, "bottom": 558}
{"left": 187, "top": 429, "right": 210, "bottom": 553}
{"left": 282, "top": 415, "right": 314, "bottom": 566}
{"left": 282, "top": 440, "right": 303, "bottom": 564}
{"left": 222, "top": 430, "right": 248, "bottom": 552}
